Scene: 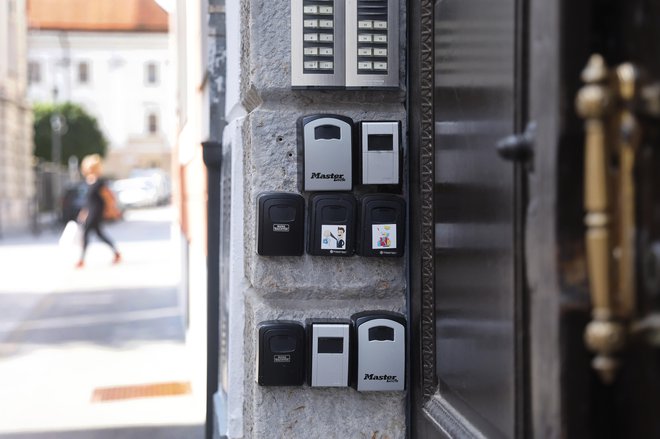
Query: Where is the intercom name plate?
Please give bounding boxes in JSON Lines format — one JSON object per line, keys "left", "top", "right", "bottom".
{"left": 345, "top": 0, "right": 399, "bottom": 88}
{"left": 292, "top": 0, "right": 345, "bottom": 87}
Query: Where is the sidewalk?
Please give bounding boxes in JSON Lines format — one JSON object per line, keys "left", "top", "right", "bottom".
{"left": 0, "top": 208, "right": 204, "bottom": 438}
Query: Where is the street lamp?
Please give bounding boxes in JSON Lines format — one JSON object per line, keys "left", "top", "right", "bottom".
{"left": 50, "top": 87, "right": 68, "bottom": 219}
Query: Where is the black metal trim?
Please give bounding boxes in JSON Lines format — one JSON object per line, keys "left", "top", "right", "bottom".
{"left": 418, "top": 0, "right": 436, "bottom": 403}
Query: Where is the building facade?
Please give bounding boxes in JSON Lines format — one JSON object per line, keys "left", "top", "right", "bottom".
{"left": 0, "top": 0, "right": 34, "bottom": 235}
{"left": 26, "top": 0, "right": 174, "bottom": 178}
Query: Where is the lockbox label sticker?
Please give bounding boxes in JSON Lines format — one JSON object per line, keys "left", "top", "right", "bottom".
{"left": 272, "top": 224, "right": 290, "bottom": 232}
{"left": 372, "top": 224, "right": 397, "bottom": 250}
{"left": 321, "top": 225, "right": 347, "bottom": 250}
{"left": 274, "top": 354, "right": 291, "bottom": 363}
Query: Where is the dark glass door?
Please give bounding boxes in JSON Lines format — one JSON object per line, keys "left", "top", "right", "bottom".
{"left": 409, "top": 0, "right": 526, "bottom": 436}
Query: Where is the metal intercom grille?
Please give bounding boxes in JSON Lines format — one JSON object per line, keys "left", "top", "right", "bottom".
{"left": 302, "top": 0, "right": 335, "bottom": 74}
{"left": 356, "top": 0, "right": 388, "bottom": 75}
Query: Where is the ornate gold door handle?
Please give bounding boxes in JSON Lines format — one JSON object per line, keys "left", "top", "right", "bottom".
{"left": 576, "top": 55, "right": 641, "bottom": 383}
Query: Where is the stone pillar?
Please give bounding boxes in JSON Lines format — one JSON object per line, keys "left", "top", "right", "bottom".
{"left": 222, "top": 0, "right": 407, "bottom": 436}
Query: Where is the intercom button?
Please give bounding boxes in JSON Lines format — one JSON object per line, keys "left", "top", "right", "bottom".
{"left": 374, "top": 48, "right": 387, "bottom": 57}
{"left": 319, "top": 5, "right": 333, "bottom": 14}
{"left": 319, "top": 61, "right": 334, "bottom": 70}
{"left": 319, "top": 33, "right": 333, "bottom": 42}
{"left": 374, "top": 21, "right": 388, "bottom": 29}
{"left": 358, "top": 48, "right": 373, "bottom": 56}
{"left": 319, "top": 47, "right": 333, "bottom": 56}
{"left": 303, "top": 5, "right": 318, "bottom": 14}
{"left": 304, "top": 61, "right": 320, "bottom": 69}
{"left": 319, "top": 19, "right": 333, "bottom": 28}
{"left": 374, "top": 62, "right": 388, "bottom": 70}
{"left": 373, "top": 34, "right": 387, "bottom": 43}
{"left": 358, "top": 20, "right": 373, "bottom": 29}
{"left": 304, "top": 33, "right": 319, "bottom": 41}
{"left": 304, "top": 47, "right": 319, "bottom": 55}
{"left": 358, "top": 61, "right": 373, "bottom": 70}
{"left": 358, "top": 34, "right": 373, "bottom": 43}
{"left": 304, "top": 19, "right": 319, "bottom": 28}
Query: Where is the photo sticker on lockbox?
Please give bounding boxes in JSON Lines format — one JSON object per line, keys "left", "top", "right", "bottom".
{"left": 372, "top": 224, "right": 396, "bottom": 250}
{"left": 321, "top": 225, "right": 347, "bottom": 250}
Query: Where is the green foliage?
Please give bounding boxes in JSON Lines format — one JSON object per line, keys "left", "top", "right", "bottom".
{"left": 33, "top": 102, "right": 108, "bottom": 165}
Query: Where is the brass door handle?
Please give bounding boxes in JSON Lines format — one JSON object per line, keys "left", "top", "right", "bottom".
{"left": 576, "top": 55, "right": 641, "bottom": 384}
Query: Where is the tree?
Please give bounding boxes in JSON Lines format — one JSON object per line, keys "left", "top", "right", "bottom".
{"left": 33, "top": 102, "right": 108, "bottom": 165}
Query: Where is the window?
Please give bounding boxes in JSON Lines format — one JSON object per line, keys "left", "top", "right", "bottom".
{"left": 78, "top": 62, "right": 90, "bottom": 83}
{"left": 147, "top": 113, "right": 158, "bottom": 134}
{"left": 145, "top": 62, "right": 158, "bottom": 85}
{"left": 28, "top": 61, "right": 41, "bottom": 84}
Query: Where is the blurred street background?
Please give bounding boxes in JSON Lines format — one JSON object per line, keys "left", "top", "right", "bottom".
{"left": 0, "top": 207, "right": 204, "bottom": 438}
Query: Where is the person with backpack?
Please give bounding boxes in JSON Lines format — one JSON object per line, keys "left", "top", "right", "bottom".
{"left": 76, "top": 154, "right": 121, "bottom": 268}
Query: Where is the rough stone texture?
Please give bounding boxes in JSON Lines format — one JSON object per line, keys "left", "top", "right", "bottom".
{"left": 243, "top": 106, "right": 408, "bottom": 300}
{"left": 243, "top": 290, "right": 406, "bottom": 439}
{"left": 235, "top": 0, "right": 408, "bottom": 435}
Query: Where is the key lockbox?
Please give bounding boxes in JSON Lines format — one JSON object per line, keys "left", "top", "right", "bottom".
{"left": 351, "top": 311, "right": 406, "bottom": 391}
{"left": 307, "top": 320, "right": 351, "bottom": 387}
{"left": 308, "top": 193, "right": 356, "bottom": 256}
{"left": 298, "top": 114, "right": 354, "bottom": 192}
{"left": 257, "top": 321, "right": 306, "bottom": 386}
{"left": 359, "top": 121, "right": 401, "bottom": 185}
{"left": 291, "top": 0, "right": 399, "bottom": 88}
{"left": 357, "top": 194, "right": 405, "bottom": 257}
{"left": 257, "top": 192, "right": 305, "bottom": 256}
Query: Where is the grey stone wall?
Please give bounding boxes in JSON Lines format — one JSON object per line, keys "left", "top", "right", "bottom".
{"left": 236, "top": 0, "right": 407, "bottom": 436}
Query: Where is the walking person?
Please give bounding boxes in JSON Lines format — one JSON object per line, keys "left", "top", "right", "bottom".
{"left": 76, "top": 154, "right": 121, "bottom": 268}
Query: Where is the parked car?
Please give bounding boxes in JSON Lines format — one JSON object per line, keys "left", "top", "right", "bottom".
{"left": 111, "top": 177, "right": 160, "bottom": 209}
{"left": 129, "top": 168, "right": 171, "bottom": 205}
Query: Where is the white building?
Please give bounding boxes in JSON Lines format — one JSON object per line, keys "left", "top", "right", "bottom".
{"left": 0, "top": 0, "right": 34, "bottom": 235}
{"left": 26, "top": 0, "right": 174, "bottom": 178}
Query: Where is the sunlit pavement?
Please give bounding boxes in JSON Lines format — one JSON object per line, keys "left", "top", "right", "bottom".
{"left": 0, "top": 207, "right": 204, "bottom": 438}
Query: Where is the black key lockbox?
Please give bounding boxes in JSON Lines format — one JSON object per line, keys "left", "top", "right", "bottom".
{"left": 308, "top": 193, "right": 356, "bottom": 256}
{"left": 257, "top": 321, "right": 306, "bottom": 386}
{"left": 257, "top": 192, "right": 305, "bottom": 256}
{"left": 357, "top": 194, "right": 405, "bottom": 257}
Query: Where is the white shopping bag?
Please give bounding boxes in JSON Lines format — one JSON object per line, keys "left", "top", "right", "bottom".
{"left": 59, "top": 220, "right": 83, "bottom": 249}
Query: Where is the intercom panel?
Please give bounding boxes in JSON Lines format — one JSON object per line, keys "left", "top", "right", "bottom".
{"left": 291, "top": 0, "right": 399, "bottom": 88}
{"left": 345, "top": 0, "right": 399, "bottom": 88}
{"left": 292, "top": 0, "right": 345, "bottom": 87}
